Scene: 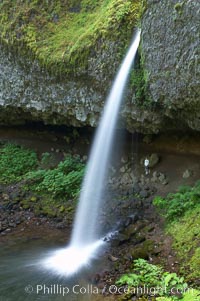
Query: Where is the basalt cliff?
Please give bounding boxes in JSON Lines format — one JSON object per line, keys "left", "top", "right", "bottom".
{"left": 0, "top": 0, "right": 199, "bottom": 133}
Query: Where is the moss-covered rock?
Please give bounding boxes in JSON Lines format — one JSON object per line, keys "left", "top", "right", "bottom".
{"left": 130, "top": 240, "right": 154, "bottom": 260}
{"left": 0, "top": 0, "right": 199, "bottom": 134}
{"left": 167, "top": 206, "right": 200, "bottom": 283}
{"left": 0, "top": 0, "right": 151, "bottom": 132}
{"left": 0, "top": 0, "right": 142, "bottom": 78}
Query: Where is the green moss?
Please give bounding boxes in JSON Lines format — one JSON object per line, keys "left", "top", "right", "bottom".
{"left": 190, "top": 248, "right": 200, "bottom": 280}
{"left": 30, "top": 196, "right": 37, "bottom": 202}
{"left": 154, "top": 183, "right": 200, "bottom": 285}
{"left": 131, "top": 240, "right": 154, "bottom": 260}
{"left": 0, "top": 0, "right": 143, "bottom": 76}
{"left": 156, "top": 291, "right": 200, "bottom": 301}
{"left": 174, "top": 2, "right": 184, "bottom": 13}
{"left": 129, "top": 40, "right": 153, "bottom": 108}
{"left": 59, "top": 205, "right": 65, "bottom": 213}
{"left": 130, "top": 66, "right": 151, "bottom": 107}
{"left": 156, "top": 297, "right": 173, "bottom": 301}
{"left": 167, "top": 206, "right": 200, "bottom": 282}
{"left": 20, "top": 196, "right": 75, "bottom": 217}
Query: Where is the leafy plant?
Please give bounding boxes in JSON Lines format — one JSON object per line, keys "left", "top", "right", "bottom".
{"left": 153, "top": 183, "right": 200, "bottom": 221}
{"left": 27, "top": 155, "right": 85, "bottom": 199}
{"left": 182, "top": 289, "right": 200, "bottom": 301}
{"left": 162, "top": 272, "right": 187, "bottom": 295}
{"left": 134, "top": 258, "right": 163, "bottom": 287}
{"left": 116, "top": 273, "right": 140, "bottom": 287}
{"left": 156, "top": 289, "right": 200, "bottom": 301}
{"left": 0, "top": 143, "right": 38, "bottom": 184}
{"left": 117, "top": 259, "right": 162, "bottom": 288}
{"left": 116, "top": 259, "right": 188, "bottom": 299}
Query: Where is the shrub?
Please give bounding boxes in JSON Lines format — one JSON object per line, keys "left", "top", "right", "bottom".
{"left": 116, "top": 259, "right": 188, "bottom": 299}
{"left": 0, "top": 143, "right": 38, "bottom": 184}
{"left": 153, "top": 183, "right": 200, "bottom": 221}
{"left": 116, "top": 258, "right": 163, "bottom": 287}
{"left": 27, "top": 155, "right": 85, "bottom": 199}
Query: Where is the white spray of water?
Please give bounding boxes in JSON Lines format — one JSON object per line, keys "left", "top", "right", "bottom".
{"left": 41, "top": 29, "right": 141, "bottom": 276}
{"left": 71, "top": 29, "right": 141, "bottom": 247}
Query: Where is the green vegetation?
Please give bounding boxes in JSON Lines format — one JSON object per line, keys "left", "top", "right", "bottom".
{"left": 174, "top": 2, "right": 184, "bottom": 14}
{"left": 20, "top": 196, "right": 75, "bottom": 217}
{"left": 27, "top": 155, "right": 85, "bottom": 199}
{"left": 153, "top": 183, "right": 200, "bottom": 284}
{"left": 0, "top": 0, "right": 144, "bottom": 76}
{"left": 0, "top": 143, "right": 38, "bottom": 183}
{"left": 129, "top": 40, "right": 153, "bottom": 108}
{"left": 156, "top": 289, "right": 200, "bottom": 301}
{"left": 130, "top": 66, "right": 150, "bottom": 107}
{"left": 0, "top": 143, "right": 85, "bottom": 216}
{"left": 167, "top": 207, "right": 200, "bottom": 282}
{"left": 153, "top": 183, "right": 200, "bottom": 221}
{"left": 116, "top": 259, "right": 188, "bottom": 300}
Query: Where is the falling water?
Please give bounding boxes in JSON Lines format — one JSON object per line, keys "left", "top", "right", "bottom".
{"left": 42, "top": 29, "right": 141, "bottom": 276}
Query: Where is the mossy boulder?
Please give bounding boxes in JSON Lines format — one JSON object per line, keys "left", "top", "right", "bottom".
{"left": 130, "top": 240, "right": 154, "bottom": 260}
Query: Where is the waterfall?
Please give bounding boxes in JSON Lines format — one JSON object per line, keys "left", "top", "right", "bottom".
{"left": 41, "top": 29, "right": 141, "bottom": 276}
{"left": 71, "top": 29, "right": 141, "bottom": 246}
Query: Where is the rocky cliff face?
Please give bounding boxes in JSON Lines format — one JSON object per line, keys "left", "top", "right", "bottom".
{"left": 140, "top": 0, "right": 200, "bottom": 132}
{"left": 0, "top": 44, "right": 106, "bottom": 127}
{"left": 0, "top": 0, "right": 199, "bottom": 133}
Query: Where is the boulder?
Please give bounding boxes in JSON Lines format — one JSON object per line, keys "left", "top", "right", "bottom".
{"left": 151, "top": 171, "right": 168, "bottom": 185}
{"left": 183, "top": 169, "right": 193, "bottom": 179}
{"left": 149, "top": 153, "right": 160, "bottom": 168}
